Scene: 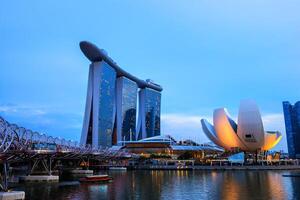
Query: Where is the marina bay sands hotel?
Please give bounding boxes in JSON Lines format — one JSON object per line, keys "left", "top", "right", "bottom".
{"left": 79, "top": 41, "right": 162, "bottom": 148}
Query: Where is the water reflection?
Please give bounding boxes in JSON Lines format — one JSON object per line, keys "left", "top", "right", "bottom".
{"left": 216, "top": 171, "right": 286, "bottom": 200}
{"left": 14, "top": 170, "right": 300, "bottom": 200}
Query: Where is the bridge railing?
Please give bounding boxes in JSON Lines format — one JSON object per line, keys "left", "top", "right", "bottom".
{"left": 0, "top": 116, "right": 130, "bottom": 157}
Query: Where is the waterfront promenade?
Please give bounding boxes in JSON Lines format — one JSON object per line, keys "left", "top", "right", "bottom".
{"left": 133, "top": 165, "right": 300, "bottom": 171}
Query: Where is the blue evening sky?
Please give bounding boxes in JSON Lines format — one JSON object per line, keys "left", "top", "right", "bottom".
{"left": 1, "top": 1, "right": 300, "bottom": 151}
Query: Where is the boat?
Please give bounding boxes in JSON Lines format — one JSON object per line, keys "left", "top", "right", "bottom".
{"left": 282, "top": 174, "right": 300, "bottom": 177}
{"left": 79, "top": 175, "right": 112, "bottom": 183}
{"left": 109, "top": 167, "right": 127, "bottom": 171}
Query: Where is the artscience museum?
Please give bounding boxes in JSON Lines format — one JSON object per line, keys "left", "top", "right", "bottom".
{"left": 201, "top": 100, "right": 282, "bottom": 152}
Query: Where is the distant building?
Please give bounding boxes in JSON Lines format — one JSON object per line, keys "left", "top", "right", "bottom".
{"left": 79, "top": 41, "right": 162, "bottom": 148}
{"left": 121, "top": 135, "right": 223, "bottom": 158}
{"left": 178, "top": 140, "right": 200, "bottom": 146}
{"left": 282, "top": 101, "right": 300, "bottom": 158}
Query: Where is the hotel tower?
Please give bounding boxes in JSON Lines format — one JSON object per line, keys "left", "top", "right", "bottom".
{"left": 79, "top": 41, "right": 162, "bottom": 148}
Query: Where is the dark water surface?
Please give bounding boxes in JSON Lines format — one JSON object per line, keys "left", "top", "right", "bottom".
{"left": 14, "top": 170, "right": 300, "bottom": 200}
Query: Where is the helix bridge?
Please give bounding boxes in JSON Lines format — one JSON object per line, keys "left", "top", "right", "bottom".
{"left": 0, "top": 116, "right": 132, "bottom": 191}
{"left": 0, "top": 116, "right": 131, "bottom": 159}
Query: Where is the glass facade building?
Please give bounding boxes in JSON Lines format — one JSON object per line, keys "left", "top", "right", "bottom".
{"left": 81, "top": 61, "right": 117, "bottom": 148}
{"left": 97, "top": 62, "right": 117, "bottom": 147}
{"left": 80, "top": 41, "right": 162, "bottom": 148}
{"left": 282, "top": 101, "right": 300, "bottom": 159}
{"left": 137, "top": 88, "right": 161, "bottom": 140}
{"left": 116, "top": 77, "right": 138, "bottom": 142}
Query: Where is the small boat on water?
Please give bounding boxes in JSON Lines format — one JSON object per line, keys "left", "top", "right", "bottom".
{"left": 109, "top": 167, "right": 127, "bottom": 171}
{"left": 282, "top": 174, "right": 300, "bottom": 177}
{"left": 79, "top": 175, "right": 112, "bottom": 183}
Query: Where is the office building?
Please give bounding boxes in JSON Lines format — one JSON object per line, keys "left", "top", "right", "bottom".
{"left": 283, "top": 101, "right": 300, "bottom": 158}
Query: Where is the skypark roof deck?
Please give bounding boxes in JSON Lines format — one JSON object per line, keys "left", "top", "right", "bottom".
{"left": 79, "top": 41, "right": 163, "bottom": 92}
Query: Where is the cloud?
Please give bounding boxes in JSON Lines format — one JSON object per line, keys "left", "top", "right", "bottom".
{"left": 0, "top": 103, "right": 83, "bottom": 141}
{"left": 161, "top": 114, "right": 206, "bottom": 126}
{"left": 161, "top": 113, "right": 287, "bottom": 151}
{"left": 0, "top": 104, "right": 47, "bottom": 116}
{"left": 161, "top": 113, "right": 211, "bottom": 143}
{"left": 261, "top": 113, "right": 287, "bottom": 151}
{"left": 262, "top": 113, "right": 284, "bottom": 128}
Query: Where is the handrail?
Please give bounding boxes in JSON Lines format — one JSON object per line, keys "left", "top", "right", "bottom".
{"left": 0, "top": 116, "right": 131, "bottom": 158}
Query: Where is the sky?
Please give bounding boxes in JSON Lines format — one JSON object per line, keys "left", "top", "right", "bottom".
{"left": 1, "top": 0, "right": 300, "bottom": 151}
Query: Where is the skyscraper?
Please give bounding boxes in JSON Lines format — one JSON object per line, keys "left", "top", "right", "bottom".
{"left": 80, "top": 61, "right": 117, "bottom": 148}
{"left": 116, "top": 77, "right": 138, "bottom": 143}
{"left": 137, "top": 87, "right": 161, "bottom": 140}
{"left": 282, "top": 101, "right": 300, "bottom": 159}
{"left": 79, "top": 41, "right": 162, "bottom": 148}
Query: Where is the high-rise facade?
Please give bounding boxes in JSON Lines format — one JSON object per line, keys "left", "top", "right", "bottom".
{"left": 116, "top": 77, "right": 138, "bottom": 143}
{"left": 80, "top": 62, "right": 117, "bottom": 148}
{"left": 137, "top": 88, "right": 161, "bottom": 140}
{"left": 79, "top": 41, "right": 162, "bottom": 148}
{"left": 282, "top": 101, "right": 300, "bottom": 158}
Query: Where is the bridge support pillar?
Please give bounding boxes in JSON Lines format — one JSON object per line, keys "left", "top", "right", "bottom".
{"left": 28, "top": 158, "right": 53, "bottom": 176}
{"left": 1, "top": 161, "right": 9, "bottom": 192}
{"left": 0, "top": 161, "right": 25, "bottom": 199}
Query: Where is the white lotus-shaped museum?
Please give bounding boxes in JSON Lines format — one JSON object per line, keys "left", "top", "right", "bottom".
{"left": 201, "top": 100, "right": 282, "bottom": 151}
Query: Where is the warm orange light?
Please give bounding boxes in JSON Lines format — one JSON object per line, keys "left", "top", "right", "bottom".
{"left": 202, "top": 103, "right": 283, "bottom": 152}
{"left": 262, "top": 132, "right": 282, "bottom": 151}
{"left": 214, "top": 109, "right": 247, "bottom": 150}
